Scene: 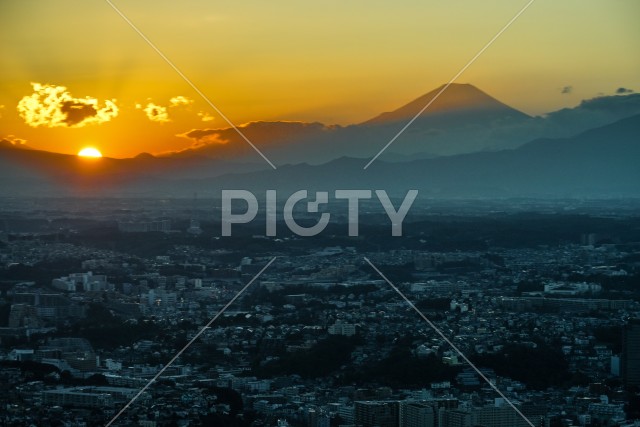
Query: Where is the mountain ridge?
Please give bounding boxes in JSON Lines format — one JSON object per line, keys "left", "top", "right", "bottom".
{"left": 2, "top": 83, "right": 639, "bottom": 198}
{"left": 163, "top": 84, "right": 639, "bottom": 163}
{"left": 0, "top": 113, "right": 637, "bottom": 198}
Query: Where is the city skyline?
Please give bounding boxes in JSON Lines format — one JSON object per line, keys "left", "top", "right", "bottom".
{"left": 2, "top": 2, "right": 640, "bottom": 425}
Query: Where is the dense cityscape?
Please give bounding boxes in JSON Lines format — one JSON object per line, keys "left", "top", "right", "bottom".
{"left": 1, "top": 198, "right": 640, "bottom": 427}
{"left": 2, "top": 1, "right": 638, "bottom": 426}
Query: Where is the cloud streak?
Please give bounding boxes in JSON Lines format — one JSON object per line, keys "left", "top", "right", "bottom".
{"left": 178, "top": 121, "right": 332, "bottom": 147}
{"left": 17, "top": 83, "right": 118, "bottom": 128}
{"left": 0, "top": 135, "right": 28, "bottom": 147}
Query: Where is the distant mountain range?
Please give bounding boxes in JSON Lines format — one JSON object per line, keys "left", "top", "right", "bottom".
{"left": 0, "top": 145, "right": 266, "bottom": 196}
{"left": 1, "top": 83, "right": 639, "bottom": 198}
{"left": 166, "top": 83, "right": 535, "bottom": 163}
{"left": 160, "top": 114, "right": 640, "bottom": 198}
{"left": 166, "top": 83, "right": 640, "bottom": 164}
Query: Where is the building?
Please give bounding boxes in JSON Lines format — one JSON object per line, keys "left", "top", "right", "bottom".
{"left": 355, "top": 401, "right": 399, "bottom": 427}
{"left": 475, "top": 403, "right": 526, "bottom": 427}
{"left": 307, "top": 408, "right": 330, "bottom": 427}
{"left": 622, "top": 318, "right": 640, "bottom": 386}
{"left": 328, "top": 322, "right": 357, "bottom": 337}
{"left": 8, "top": 304, "right": 40, "bottom": 328}
{"left": 611, "top": 355, "right": 621, "bottom": 376}
{"left": 38, "top": 337, "right": 98, "bottom": 372}
{"left": 8, "top": 349, "right": 35, "bottom": 361}
{"left": 143, "top": 288, "right": 178, "bottom": 308}
{"left": 52, "top": 272, "right": 108, "bottom": 292}
{"left": 118, "top": 219, "right": 171, "bottom": 233}
{"left": 499, "top": 297, "right": 632, "bottom": 313}
{"left": 12, "top": 292, "right": 86, "bottom": 322}
{"left": 338, "top": 404, "right": 355, "bottom": 423}
{"left": 41, "top": 386, "right": 144, "bottom": 409}
{"left": 42, "top": 388, "right": 113, "bottom": 408}
{"left": 401, "top": 402, "right": 435, "bottom": 427}
{"left": 187, "top": 219, "right": 202, "bottom": 235}
{"left": 441, "top": 409, "right": 472, "bottom": 427}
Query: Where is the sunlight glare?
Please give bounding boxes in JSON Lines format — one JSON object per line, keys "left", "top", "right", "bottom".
{"left": 77, "top": 147, "right": 103, "bottom": 158}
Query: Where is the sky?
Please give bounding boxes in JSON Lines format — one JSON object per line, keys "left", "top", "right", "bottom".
{"left": 0, "top": 0, "right": 638, "bottom": 158}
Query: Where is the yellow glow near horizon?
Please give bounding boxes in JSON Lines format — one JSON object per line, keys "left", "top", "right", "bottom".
{"left": 77, "top": 147, "right": 103, "bottom": 158}
{"left": 0, "top": 1, "right": 638, "bottom": 158}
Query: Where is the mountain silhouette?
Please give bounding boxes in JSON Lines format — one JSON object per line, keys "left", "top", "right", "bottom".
{"left": 180, "top": 114, "right": 639, "bottom": 198}
{"left": 0, "top": 143, "right": 265, "bottom": 196}
{"left": 165, "top": 84, "right": 535, "bottom": 164}
{"left": 158, "top": 84, "right": 640, "bottom": 164}
{"left": 1, "top": 84, "right": 639, "bottom": 198}
{"left": 362, "top": 83, "right": 530, "bottom": 125}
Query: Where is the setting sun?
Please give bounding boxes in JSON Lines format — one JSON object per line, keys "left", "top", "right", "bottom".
{"left": 77, "top": 147, "right": 103, "bottom": 158}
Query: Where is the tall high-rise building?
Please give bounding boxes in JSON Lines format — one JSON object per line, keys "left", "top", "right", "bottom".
{"left": 475, "top": 404, "right": 522, "bottom": 427}
{"left": 622, "top": 318, "right": 640, "bottom": 386}
{"left": 441, "top": 409, "right": 472, "bottom": 427}
{"left": 401, "top": 402, "right": 435, "bottom": 427}
{"left": 8, "top": 304, "right": 40, "bottom": 328}
{"left": 355, "top": 401, "right": 400, "bottom": 427}
{"left": 187, "top": 192, "right": 202, "bottom": 235}
{"left": 187, "top": 219, "right": 202, "bottom": 235}
{"left": 308, "top": 408, "right": 318, "bottom": 427}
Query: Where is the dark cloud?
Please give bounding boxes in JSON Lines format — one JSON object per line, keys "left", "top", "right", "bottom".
{"left": 616, "top": 87, "right": 634, "bottom": 94}
{"left": 173, "top": 121, "right": 335, "bottom": 158}
{"left": 182, "top": 128, "right": 229, "bottom": 146}
{"left": 17, "top": 83, "right": 118, "bottom": 128}
{"left": 0, "top": 136, "right": 28, "bottom": 149}
{"left": 561, "top": 86, "right": 573, "bottom": 94}
{"left": 579, "top": 93, "right": 640, "bottom": 113}
{"left": 60, "top": 101, "right": 98, "bottom": 126}
{"left": 540, "top": 92, "right": 640, "bottom": 139}
{"left": 180, "top": 121, "right": 331, "bottom": 145}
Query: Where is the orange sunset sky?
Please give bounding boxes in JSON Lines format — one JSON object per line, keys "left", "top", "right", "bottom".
{"left": 1, "top": 0, "right": 638, "bottom": 158}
